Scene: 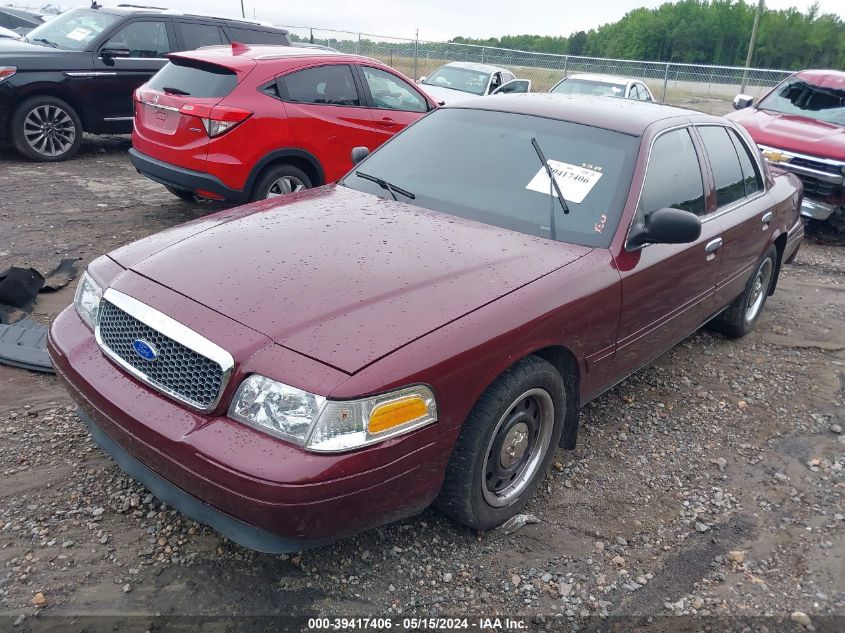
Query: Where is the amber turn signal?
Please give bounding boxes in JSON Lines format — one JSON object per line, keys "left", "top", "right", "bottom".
{"left": 368, "top": 396, "right": 429, "bottom": 434}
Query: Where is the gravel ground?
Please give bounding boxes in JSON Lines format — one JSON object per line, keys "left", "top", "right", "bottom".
{"left": 0, "top": 137, "right": 843, "bottom": 632}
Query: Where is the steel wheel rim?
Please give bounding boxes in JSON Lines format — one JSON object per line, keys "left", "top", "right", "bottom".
{"left": 745, "top": 257, "right": 773, "bottom": 324}
{"left": 482, "top": 387, "right": 555, "bottom": 508}
{"left": 266, "top": 176, "right": 305, "bottom": 198}
{"left": 23, "top": 104, "right": 76, "bottom": 157}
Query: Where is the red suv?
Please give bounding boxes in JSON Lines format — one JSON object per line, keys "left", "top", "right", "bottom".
{"left": 130, "top": 45, "right": 437, "bottom": 202}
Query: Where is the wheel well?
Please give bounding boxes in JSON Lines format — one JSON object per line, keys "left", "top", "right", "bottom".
{"left": 12, "top": 90, "right": 89, "bottom": 131}
{"left": 531, "top": 346, "right": 581, "bottom": 450}
{"left": 770, "top": 233, "right": 788, "bottom": 295}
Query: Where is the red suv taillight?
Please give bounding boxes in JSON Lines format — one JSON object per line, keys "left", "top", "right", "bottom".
{"left": 179, "top": 104, "right": 252, "bottom": 138}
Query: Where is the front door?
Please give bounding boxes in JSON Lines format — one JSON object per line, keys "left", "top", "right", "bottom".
{"left": 356, "top": 65, "right": 430, "bottom": 144}
{"left": 92, "top": 19, "right": 173, "bottom": 122}
{"left": 611, "top": 127, "right": 722, "bottom": 381}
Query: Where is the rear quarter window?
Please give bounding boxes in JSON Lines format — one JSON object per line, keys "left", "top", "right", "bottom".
{"left": 147, "top": 59, "right": 238, "bottom": 98}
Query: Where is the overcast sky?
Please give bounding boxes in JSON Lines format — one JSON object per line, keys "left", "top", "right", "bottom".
{"left": 58, "top": 1, "right": 844, "bottom": 41}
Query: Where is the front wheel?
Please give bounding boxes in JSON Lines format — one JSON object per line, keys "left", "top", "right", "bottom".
{"left": 11, "top": 96, "right": 82, "bottom": 162}
{"left": 712, "top": 244, "right": 777, "bottom": 338}
{"left": 435, "top": 356, "right": 565, "bottom": 531}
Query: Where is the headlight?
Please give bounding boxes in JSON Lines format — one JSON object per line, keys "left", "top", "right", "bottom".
{"left": 228, "top": 376, "right": 437, "bottom": 452}
{"left": 74, "top": 272, "right": 102, "bottom": 330}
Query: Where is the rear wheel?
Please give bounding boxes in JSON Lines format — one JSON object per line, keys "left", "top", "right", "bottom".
{"left": 12, "top": 96, "right": 82, "bottom": 162}
{"left": 712, "top": 245, "right": 777, "bottom": 338}
{"left": 435, "top": 356, "right": 565, "bottom": 531}
{"left": 250, "top": 164, "right": 311, "bottom": 201}
{"left": 164, "top": 185, "right": 198, "bottom": 203}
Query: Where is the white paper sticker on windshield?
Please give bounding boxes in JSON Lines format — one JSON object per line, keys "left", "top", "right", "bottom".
{"left": 66, "top": 27, "right": 92, "bottom": 41}
{"left": 525, "top": 160, "right": 603, "bottom": 204}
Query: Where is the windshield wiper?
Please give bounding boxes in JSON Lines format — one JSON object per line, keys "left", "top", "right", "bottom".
{"left": 355, "top": 171, "right": 415, "bottom": 201}
{"left": 162, "top": 86, "right": 190, "bottom": 96}
{"left": 530, "top": 137, "right": 569, "bottom": 241}
{"left": 31, "top": 37, "right": 59, "bottom": 48}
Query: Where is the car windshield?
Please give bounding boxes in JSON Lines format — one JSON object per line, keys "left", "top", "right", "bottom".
{"left": 342, "top": 108, "right": 639, "bottom": 248}
{"left": 757, "top": 77, "right": 845, "bottom": 125}
{"left": 25, "top": 8, "right": 119, "bottom": 51}
{"left": 552, "top": 78, "right": 626, "bottom": 98}
{"left": 423, "top": 66, "right": 490, "bottom": 95}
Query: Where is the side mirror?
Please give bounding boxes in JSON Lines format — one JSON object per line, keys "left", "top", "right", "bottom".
{"left": 732, "top": 93, "right": 753, "bottom": 110}
{"left": 492, "top": 79, "right": 531, "bottom": 95}
{"left": 100, "top": 43, "right": 131, "bottom": 60}
{"left": 629, "top": 207, "right": 701, "bottom": 247}
{"left": 350, "top": 146, "right": 369, "bottom": 165}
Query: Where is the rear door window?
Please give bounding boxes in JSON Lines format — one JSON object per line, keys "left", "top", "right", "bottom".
{"left": 636, "top": 128, "right": 705, "bottom": 224}
{"left": 278, "top": 64, "right": 360, "bottom": 106}
{"left": 697, "top": 126, "right": 746, "bottom": 208}
{"left": 728, "top": 129, "right": 763, "bottom": 197}
{"left": 178, "top": 22, "right": 227, "bottom": 50}
{"left": 104, "top": 20, "right": 171, "bottom": 58}
{"left": 147, "top": 58, "right": 238, "bottom": 98}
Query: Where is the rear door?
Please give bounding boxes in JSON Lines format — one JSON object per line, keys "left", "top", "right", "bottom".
{"left": 133, "top": 57, "right": 242, "bottom": 172}
{"left": 355, "top": 64, "right": 430, "bottom": 144}
{"left": 694, "top": 124, "right": 771, "bottom": 308}
{"left": 612, "top": 126, "right": 723, "bottom": 378}
{"left": 93, "top": 18, "right": 175, "bottom": 121}
{"left": 277, "top": 63, "right": 375, "bottom": 182}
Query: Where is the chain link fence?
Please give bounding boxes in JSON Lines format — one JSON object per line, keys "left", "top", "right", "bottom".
{"left": 281, "top": 25, "right": 794, "bottom": 115}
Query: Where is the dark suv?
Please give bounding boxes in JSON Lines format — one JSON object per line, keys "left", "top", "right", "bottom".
{"left": 0, "top": 5, "right": 290, "bottom": 161}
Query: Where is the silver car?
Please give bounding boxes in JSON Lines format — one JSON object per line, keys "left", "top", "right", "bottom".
{"left": 550, "top": 73, "right": 655, "bottom": 102}
{"left": 419, "top": 61, "right": 530, "bottom": 104}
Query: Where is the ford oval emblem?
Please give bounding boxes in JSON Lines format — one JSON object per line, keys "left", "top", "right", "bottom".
{"left": 132, "top": 339, "right": 158, "bottom": 361}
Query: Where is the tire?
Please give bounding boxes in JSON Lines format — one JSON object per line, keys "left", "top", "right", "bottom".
{"left": 435, "top": 356, "right": 566, "bottom": 531}
{"left": 165, "top": 185, "right": 198, "bottom": 203}
{"left": 11, "top": 95, "right": 82, "bottom": 162}
{"left": 250, "top": 164, "right": 311, "bottom": 201}
{"left": 712, "top": 244, "right": 777, "bottom": 338}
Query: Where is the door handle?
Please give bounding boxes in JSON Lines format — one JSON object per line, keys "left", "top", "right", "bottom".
{"left": 705, "top": 237, "right": 723, "bottom": 253}
{"left": 761, "top": 211, "right": 773, "bottom": 224}
{"left": 377, "top": 117, "right": 397, "bottom": 127}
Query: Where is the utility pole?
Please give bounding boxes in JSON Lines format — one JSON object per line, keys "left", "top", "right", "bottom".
{"left": 240, "top": 1, "right": 246, "bottom": 18}
{"left": 740, "top": 0, "right": 763, "bottom": 93}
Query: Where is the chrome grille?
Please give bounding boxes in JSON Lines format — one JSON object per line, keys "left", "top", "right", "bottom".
{"left": 97, "top": 299, "right": 225, "bottom": 410}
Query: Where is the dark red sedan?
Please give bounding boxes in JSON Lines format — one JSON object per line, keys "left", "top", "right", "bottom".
{"left": 48, "top": 94, "right": 804, "bottom": 552}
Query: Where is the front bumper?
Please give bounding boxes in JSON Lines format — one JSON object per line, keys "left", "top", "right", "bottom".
{"left": 48, "top": 305, "right": 441, "bottom": 552}
{"left": 78, "top": 406, "right": 312, "bottom": 553}
{"left": 800, "top": 197, "right": 838, "bottom": 222}
{"left": 129, "top": 148, "right": 249, "bottom": 204}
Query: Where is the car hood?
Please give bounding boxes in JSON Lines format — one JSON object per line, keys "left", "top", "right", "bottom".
{"left": 119, "top": 185, "right": 590, "bottom": 374}
{"left": 727, "top": 107, "right": 845, "bottom": 160}
{"left": 0, "top": 39, "right": 91, "bottom": 69}
{"left": 419, "top": 84, "right": 484, "bottom": 104}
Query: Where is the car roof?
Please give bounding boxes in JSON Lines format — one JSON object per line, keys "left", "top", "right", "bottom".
{"left": 565, "top": 73, "right": 637, "bottom": 85}
{"left": 78, "top": 5, "right": 287, "bottom": 31}
{"left": 446, "top": 93, "right": 720, "bottom": 136}
{"left": 438, "top": 61, "right": 507, "bottom": 74}
{"left": 793, "top": 69, "right": 845, "bottom": 90}
{"left": 171, "top": 44, "right": 374, "bottom": 71}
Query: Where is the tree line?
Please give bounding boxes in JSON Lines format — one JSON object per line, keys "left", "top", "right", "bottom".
{"left": 451, "top": 0, "right": 844, "bottom": 70}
